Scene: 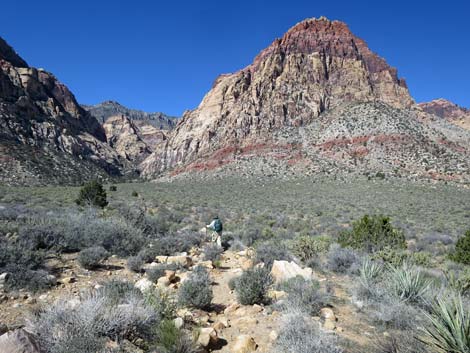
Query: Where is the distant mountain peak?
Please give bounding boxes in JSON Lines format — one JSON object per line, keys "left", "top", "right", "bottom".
{"left": 140, "top": 17, "right": 415, "bottom": 177}
{"left": 83, "top": 101, "right": 178, "bottom": 130}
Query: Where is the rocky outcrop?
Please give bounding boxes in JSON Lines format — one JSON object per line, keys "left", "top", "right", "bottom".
{"left": 140, "top": 17, "right": 414, "bottom": 176}
{"left": 418, "top": 99, "right": 470, "bottom": 130}
{"left": 0, "top": 37, "right": 127, "bottom": 185}
{"left": 102, "top": 115, "right": 157, "bottom": 163}
{"left": 83, "top": 100, "right": 177, "bottom": 129}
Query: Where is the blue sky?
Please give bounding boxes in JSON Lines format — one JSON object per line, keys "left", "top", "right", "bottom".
{"left": 2, "top": 0, "right": 469, "bottom": 116}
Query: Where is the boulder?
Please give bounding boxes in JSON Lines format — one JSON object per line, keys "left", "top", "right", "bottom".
{"left": 135, "top": 278, "right": 153, "bottom": 293}
{"left": 197, "top": 327, "right": 218, "bottom": 348}
{"left": 231, "top": 335, "right": 257, "bottom": 353}
{"left": 0, "top": 329, "right": 41, "bottom": 353}
{"left": 240, "top": 258, "right": 254, "bottom": 270}
{"left": 174, "top": 317, "right": 184, "bottom": 329}
{"left": 164, "top": 270, "right": 176, "bottom": 282}
{"left": 267, "top": 290, "right": 287, "bottom": 301}
{"left": 224, "top": 302, "right": 240, "bottom": 315}
{"left": 198, "top": 260, "right": 213, "bottom": 269}
{"left": 157, "top": 277, "right": 170, "bottom": 288}
{"left": 155, "top": 256, "right": 193, "bottom": 268}
{"left": 320, "top": 308, "right": 336, "bottom": 321}
{"left": 270, "top": 260, "right": 313, "bottom": 283}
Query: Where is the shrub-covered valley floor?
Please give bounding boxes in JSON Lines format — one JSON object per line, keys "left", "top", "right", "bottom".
{"left": 0, "top": 177, "right": 469, "bottom": 353}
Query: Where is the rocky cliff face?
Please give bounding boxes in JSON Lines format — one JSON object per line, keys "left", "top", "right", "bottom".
{"left": 102, "top": 114, "right": 168, "bottom": 164}
{"left": 141, "top": 17, "right": 415, "bottom": 176}
{"left": 418, "top": 99, "right": 470, "bottom": 130}
{"left": 0, "top": 37, "right": 125, "bottom": 185}
{"left": 84, "top": 101, "right": 177, "bottom": 130}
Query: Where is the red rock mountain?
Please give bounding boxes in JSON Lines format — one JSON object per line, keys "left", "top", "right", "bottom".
{"left": 418, "top": 99, "right": 470, "bottom": 131}
{"left": 140, "top": 17, "right": 415, "bottom": 176}
{"left": 140, "top": 17, "right": 469, "bottom": 182}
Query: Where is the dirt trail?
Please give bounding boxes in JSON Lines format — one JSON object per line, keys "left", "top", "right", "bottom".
{"left": 209, "top": 250, "right": 280, "bottom": 353}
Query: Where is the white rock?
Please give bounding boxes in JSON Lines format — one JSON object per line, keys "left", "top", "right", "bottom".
{"left": 135, "top": 278, "right": 153, "bottom": 293}
{"left": 174, "top": 317, "right": 184, "bottom": 329}
{"left": 0, "top": 329, "right": 41, "bottom": 353}
{"left": 197, "top": 327, "right": 218, "bottom": 347}
{"left": 270, "top": 260, "right": 313, "bottom": 283}
{"left": 231, "top": 335, "right": 257, "bottom": 353}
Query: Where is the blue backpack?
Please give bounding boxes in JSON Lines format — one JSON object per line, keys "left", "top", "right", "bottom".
{"left": 213, "top": 219, "right": 223, "bottom": 232}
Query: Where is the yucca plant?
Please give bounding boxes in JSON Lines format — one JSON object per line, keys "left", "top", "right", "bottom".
{"left": 360, "top": 257, "right": 383, "bottom": 284}
{"left": 389, "top": 263, "right": 432, "bottom": 304}
{"left": 420, "top": 295, "right": 470, "bottom": 353}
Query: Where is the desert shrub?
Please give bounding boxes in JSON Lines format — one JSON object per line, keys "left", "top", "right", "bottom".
{"left": 151, "top": 319, "right": 197, "bottom": 353}
{"left": 0, "top": 243, "right": 53, "bottom": 292}
{"left": 375, "top": 332, "right": 428, "bottom": 353}
{"left": 275, "top": 313, "right": 343, "bottom": 353}
{"left": 77, "top": 246, "right": 109, "bottom": 270}
{"left": 338, "top": 215, "right": 406, "bottom": 252}
{"left": 151, "top": 232, "right": 200, "bottom": 257}
{"left": 326, "top": 244, "right": 359, "bottom": 273}
{"left": 352, "top": 257, "right": 385, "bottom": 303}
{"left": 127, "top": 255, "right": 144, "bottom": 273}
{"left": 132, "top": 191, "right": 139, "bottom": 197}
{"left": 277, "top": 276, "right": 329, "bottom": 315}
{"left": 3, "top": 267, "right": 55, "bottom": 293}
{"left": 203, "top": 244, "right": 223, "bottom": 262}
{"left": 412, "top": 251, "right": 431, "bottom": 267}
{"left": 109, "top": 185, "right": 117, "bottom": 191}
{"left": 17, "top": 225, "right": 66, "bottom": 252}
{"left": 145, "top": 287, "right": 176, "bottom": 322}
{"left": 255, "top": 241, "right": 292, "bottom": 268}
{"left": 368, "top": 296, "right": 422, "bottom": 330}
{"left": 97, "top": 279, "right": 143, "bottom": 306}
{"left": 420, "top": 295, "right": 470, "bottom": 353}
{"left": 372, "top": 248, "right": 409, "bottom": 267}
{"left": 389, "top": 263, "right": 432, "bottom": 304}
{"left": 444, "top": 269, "right": 470, "bottom": 296}
{"left": 450, "top": 229, "right": 470, "bottom": 265}
{"left": 373, "top": 248, "right": 432, "bottom": 267}
{"left": 26, "top": 287, "right": 156, "bottom": 353}
{"left": 290, "top": 235, "right": 332, "bottom": 262}
{"left": 228, "top": 276, "right": 239, "bottom": 291}
{"left": 146, "top": 263, "right": 179, "bottom": 283}
{"left": 178, "top": 266, "right": 213, "bottom": 309}
{"left": 75, "top": 180, "right": 108, "bottom": 208}
{"left": 235, "top": 267, "right": 273, "bottom": 305}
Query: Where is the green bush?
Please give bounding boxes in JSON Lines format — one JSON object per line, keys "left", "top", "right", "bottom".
{"left": 235, "top": 267, "right": 273, "bottom": 305}
{"left": 77, "top": 246, "right": 109, "bottom": 270}
{"left": 178, "top": 266, "right": 213, "bottom": 309}
{"left": 338, "top": 215, "right": 406, "bottom": 252}
{"left": 290, "top": 235, "right": 332, "bottom": 262}
{"left": 75, "top": 180, "right": 108, "bottom": 208}
{"left": 109, "top": 185, "right": 117, "bottom": 191}
{"left": 451, "top": 229, "right": 470, "bottom": 265}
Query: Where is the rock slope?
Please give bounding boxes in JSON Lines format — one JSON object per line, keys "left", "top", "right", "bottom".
{"left": 83, "top": 100, "right": 177, "bottom": 130}
{"left": 418, "top": 98, "right": 470, "bottom": 130}
{"left": 0, "top": 37, "right": 127, "bottom": 185}
{"left": 103, "top": 114, "right": 168, "bottom": 164}
{"left": 140, "top": 17, "right": 470, "bottom": 183}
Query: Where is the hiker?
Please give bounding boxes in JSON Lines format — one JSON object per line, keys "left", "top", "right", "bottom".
{"left": 206, "top": 216, "right": 223, "bottom": 247}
